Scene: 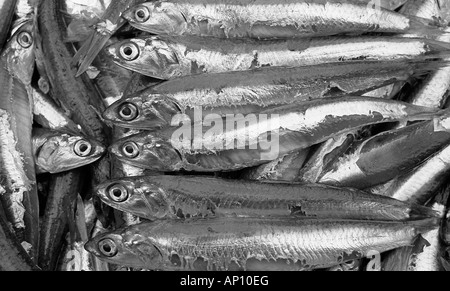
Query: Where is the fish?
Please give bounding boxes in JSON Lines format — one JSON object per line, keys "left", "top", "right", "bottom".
{"left": 32, "top": 128, "right": 106, "bottom": 174}
{"left": 380, "top": 143, "right": 450, "bottom": 204}
{"left": 72, "top": 0, "right": 146, "bottom": 77}
{"left": 240, "top": 149, "right": 310, "bottom": 181}
{"left": 38, "top": 170, "right": 83, "bottom": 271}
{"left": 318, "top": 114, "right": 450, "bottom": 189}
{"left": 122, "top": 0, "right": 448, "bottom": 39}
{"left": 103, "top": 60, "right": 440, "bottom": 130}
{"left": 84, "top": 216, "right": 439, "bottom": 271}
{"left": 0, "top": 19, "right": 39, "bottom": 262}
{"left": 0, "top": 0, "right": 17, "bottom": 51}
{"left": 105, "top": 35, "right": 450, "bottom": 79}
{"left": 0, "top": 199, "right": 39, "bottom": 271}
{"left": 109, "top": 96, "right": 442, "bottom": 172}
{"left": 32, "top": 87, "right": 82, "bottom": 134}
{"left": 95, "top": 175, "right": 438, "bottom": 221}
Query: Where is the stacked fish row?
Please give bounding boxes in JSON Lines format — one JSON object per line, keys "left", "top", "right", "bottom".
{"left": 0, "top": 0, "right": 450, "bottom": 271}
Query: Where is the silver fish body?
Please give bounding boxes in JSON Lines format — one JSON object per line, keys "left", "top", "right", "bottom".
{"left": 0, "top": 17, "right": 38, "bottom": 260}
{"left": 382, "top": 143, "right": 450, "bottom": 204}
{"left": 122, "top": 0, "right": 444, "bottom": 39}
{"left": 95, "top": 175, "right": 438, "bottom": 221}
{"left": 318, "top": 115, "right": 450, "bottom": 189}
{"left": 109, "top": 96, "right": 441, "bottom": 172}
{"left": 32, "top": 128, "right": 106, "bottom": 174}
{"left": 85, "top": 217, "right": 439, "bottom": 271}
{"left": 105, "top": 35, "right": 450, "bottom": 79}
{"left": 103, "top": 60, "right": 432, "bottom": 130}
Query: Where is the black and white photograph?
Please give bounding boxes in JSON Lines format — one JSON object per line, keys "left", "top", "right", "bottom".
{"left": 0, "top": 0, "right": 450, "bottom": 274}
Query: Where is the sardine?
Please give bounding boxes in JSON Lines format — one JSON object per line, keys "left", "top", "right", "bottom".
{"left": 32, "top": 128, "right": 106, "bottom": 174}
{"left": 319, "top": 115, "right": 450, "bottom": 189}
{"left": 85, "top": 216, "right": 439, "bottom": 271}
{"left": 72, "top": 0, "right": 146, "bottom": 77}
{"left": 0, "top": 0, "right": 17, "bottom": 51}
{"left": 0, "top": 199, "right": 38, "bottom": 271}
{"left": 0, "top": 19, "right": 39, "bottom": 261}
{"left": 105, "top": 35, "right": 450, "bottom": 79}
{"left": 95, "top": 175, "right": 438, "bottom": 221}
{"left": 122, "top": 0, "right": 448, "bottom": 39}
{"left": 38, "top": 170, "right": 83, "bottom": 271}
{"left": 109, "top": 96, "right": 442, "bottom": 172}
{"left": 103, "top": 60, "right": 440, "bottom": 130}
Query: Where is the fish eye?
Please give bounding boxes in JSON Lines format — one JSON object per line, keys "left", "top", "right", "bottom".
{"left": 107, "top": 184, "right": 129, "bottom": 203}
{"left": 118, "top": 103, "right": 138, "bottom": 121}
{"left": 119, "top": 42, "right": 140, "bottom": 61}
{"left": 98, "top": 238, "right": 118, "bottom": 257}
{"left": 74, "top": 140, "right": 93, "bottom": 157}
{"left": 17, "top": 31, "right": 33, "bottom": 48}
{"left": 121, "top": 142, "right": 140, "bottom": 159}
{"left": 134, "top": 6, "right": 151, "bottom": 23}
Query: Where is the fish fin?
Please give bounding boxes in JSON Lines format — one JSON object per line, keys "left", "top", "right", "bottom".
{"left": 71, "top": 33, "right": 93, "bottom": 66}
{"left": 406, "top": 16, "right": 450, "bottom": 40}
{"left": 74, "top": 31, "right": 113, "bottom": 77}
{"left": 408, "top": 203, "right": 440, "bottom": 220}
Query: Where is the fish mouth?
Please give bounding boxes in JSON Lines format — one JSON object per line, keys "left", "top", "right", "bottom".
{"left": 84, "top": 240, "right": 99, "bottom": 256}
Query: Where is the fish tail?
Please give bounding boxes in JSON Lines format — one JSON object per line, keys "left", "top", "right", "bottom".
{"left": 422, "top": 37, "right": 450, "bottom": 51}
{"left": 406, "top": 16, "right": 450, "bottom": 40}
{"left": 409, "top": 217, "right": 440, "bottom": 235}
{"left": 408, "top": 203, "right": 440, "bottom": 220}
{"left": 409, "top": 59, "right": 450, "bottom": 79}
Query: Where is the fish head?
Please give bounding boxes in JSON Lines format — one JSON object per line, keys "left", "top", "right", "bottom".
{"left": 109, "top": 132, "right": 183, "bottom": 171}
{"left": 95, "top": 177, "right": 170, "bottom": 220}
{"left": 105, "top": 37, "right": 180, "bottom": 79}
{"left": 36, "top": 134, "right": 106, "bottom": 173}
{"left": 85, "top": 232, "right": 158, "bottom": 269}
{"left": 2, "top": 20, "right": 35, "bottom": 85}
{"left": 103, "top": 92, "right": 182, "bottom": 129}
{"left": 123, "top": 2, "right": 187, "bottom": 35}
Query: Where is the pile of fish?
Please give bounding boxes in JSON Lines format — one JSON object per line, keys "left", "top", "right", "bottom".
{"left": 1, "top": 0, "right": 450, "bottom": 271}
